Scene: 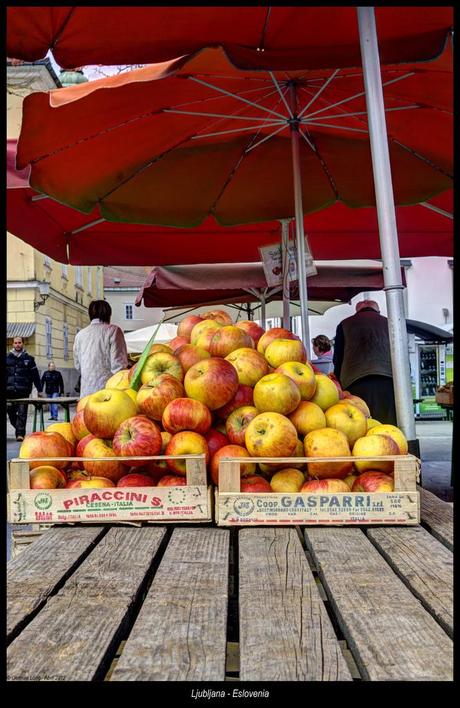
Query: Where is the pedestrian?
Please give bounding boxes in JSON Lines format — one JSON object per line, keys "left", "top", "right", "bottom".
{"left": 6, "top": 336, "right": 43, "bottom": 441}
{"left": 73, "top": 299, "right": 129, "bottom": 398}
{"left": 41, "top": 361, "right": 65, "bottom": 421}
{"left": 311, "top": 335, "right": 334, "bottom": 374}
{"left": 333, "top": 300, "right": 397, "bottom": 425}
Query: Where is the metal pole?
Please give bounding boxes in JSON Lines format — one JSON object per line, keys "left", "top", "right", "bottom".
{"left": 357, "top": 7, "right": 416, "bottom": 443}
{"left": 280, "top": 219, "right": 291, "bottom": 330}
{"left": 260, "top": 293, "right": 266, "bottom": 330}
{"left": 289, "top": 84, "right": 311, "bottom": 358}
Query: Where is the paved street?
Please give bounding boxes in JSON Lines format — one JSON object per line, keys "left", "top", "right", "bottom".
{"left": 6, "top": 410, "right": 453, "bottom": 560}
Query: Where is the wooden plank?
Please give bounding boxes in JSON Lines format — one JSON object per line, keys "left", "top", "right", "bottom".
{"left": 304, "top": 528, "right": 453, "bottom": 681}
{"left": 419, "top": 487, "right": 453, "bottom": 550}
{"left": 393, "top": 457, "right": 419, "bottom": 491}
{"left": 7, "top": 526, "right": 105, "bottom": 640}
{"left": 238, "top": 528, "right": 352, "bottom": 681}
{"left": 367, "top": 527, "right": 453, "bottom": 638}
{"left": 7, "top": 527, "right": 166, "bottom": 681}
{"left": 111, "top": 528, "right": 229, "bottom": 681}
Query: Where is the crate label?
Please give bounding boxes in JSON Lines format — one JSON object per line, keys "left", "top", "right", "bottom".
{"left": 218, "top": 492, "right": 419, "bottom": 525}
{"left": 9, "top": 486, "right": 210, "bottom": 524}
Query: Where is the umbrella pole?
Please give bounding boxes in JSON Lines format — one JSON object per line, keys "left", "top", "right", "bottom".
{"left": 357, "top": 7, "right": 417, "bottom": 445}
{"left": 289, "top": 85, "right": 311, "bottom": 358}
{"left": 280, "top": 219, "right": 291, "bottom": 330}
{"left": 260, "top": 292, "right": 267, "bottom": 329}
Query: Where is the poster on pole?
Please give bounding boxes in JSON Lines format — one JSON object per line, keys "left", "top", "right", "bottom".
{"left": 259, "top": 237, "right": 317, "bottom": 288}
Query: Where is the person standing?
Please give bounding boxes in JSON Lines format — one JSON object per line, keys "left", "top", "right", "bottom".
{"left": 6, "top": 336, "right": 43, "bottom": 441}
{"left": 311, "top": 335, "right": 334, "bottom": 374}
{"left": 73, "top": 300, "right": 129, "bottom": 398}
{"left": 41, "top": 361, "right": 65, "bottom": 420}
{"left": 333, "top": 300, "right": 397, "bottom": 425}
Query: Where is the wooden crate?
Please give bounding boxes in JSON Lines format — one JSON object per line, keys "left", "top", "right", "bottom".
{"left": 8, "top": 454, "right": 212, "bottom": 525}
{"left": 216, "top": 455, "right": 420, "bottom": 526}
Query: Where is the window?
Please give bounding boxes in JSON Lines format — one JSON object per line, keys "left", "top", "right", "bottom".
{"left": 45, "top": 318, "right": 52, "bottom": 358}
{"left": 125, "top": 304, "right": 134, "bottom": 320}
{"left": 75, "top": 266, "right": 83, "bottom": 288}
{"left": 291, "top": 316, "right": 302, "bottom": 337}
{"left": 265, "top": 317, "right": 281, "bottom": 330}
{"left": 61, "top": 264, "right": 68, "bottom": 279}
{"left": 63, "top": 323, "right": 69, "bottom": 360}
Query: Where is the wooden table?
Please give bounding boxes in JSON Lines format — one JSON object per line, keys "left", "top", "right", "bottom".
{"left": 7, "top": 492, "right": 453, "bottom": 682}
{"left": 7, "top": 397, "right": 78, "bottom": 432}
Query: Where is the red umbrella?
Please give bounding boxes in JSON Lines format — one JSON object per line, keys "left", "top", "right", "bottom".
{"left": 7, "top": 6, "right": 453, "bottom": 69}
{"left": 7, "top": 139, "right": 452, "bottom": 265}
{"left": 135, "top": 261, "right": 407, "bottom": 310}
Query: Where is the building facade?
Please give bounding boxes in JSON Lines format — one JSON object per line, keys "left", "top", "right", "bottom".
{"left": 7, "top": 60, "right": 104, "bottom": 393}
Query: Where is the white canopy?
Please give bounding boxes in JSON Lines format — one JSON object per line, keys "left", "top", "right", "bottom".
{"left": 124, "top": 323, "right": 178, "bottom": 353}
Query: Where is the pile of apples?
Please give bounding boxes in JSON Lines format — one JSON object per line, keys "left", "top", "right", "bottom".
{"left": 19, "top": 309, "right": 408, "bottom": 494}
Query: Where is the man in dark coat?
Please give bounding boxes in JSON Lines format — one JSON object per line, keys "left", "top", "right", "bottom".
{"left": 7, "top": 336, "right": 43, "bottom": 441}
{"left": 333, "top": 300, "right": 397, "bottom": 425}
{"left": 41, "top": 361, "right": 65, "bottom": 421}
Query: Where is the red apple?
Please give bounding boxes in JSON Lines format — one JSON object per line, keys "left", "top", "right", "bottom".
{"left": 184, "top": 357, "right": 239, "bottom": 411}
{"left": 30, "top": 465, "right": 66, "bottom": 489}
{"left": 210, "top": 444, "right": 256, "bottom": 486}
{"left": 157, "top": 475, "right": 187, "bottom": 487}
{"left": 162, "top": 398, "right": 212, "bottom": 435}
{"left": 240, "top": 475, "right": 272, "bottom": 493}
{"left": 225, "top": 347, "right": 269, "bottom": 387}
{"left": 202, "top": 309, "right": 233, "bottom": 325}
{"left": 136, "top": 431, "right": 172, "bottom": 481}
{"left": 76, "top": 434, "right": 96, "bottom": 458}
{"left": 140, "top": 352, "right": 184, "bottom": 385}
{"left": 19, "top": 431, "right": 70, "bottom": 470}
{"left": 136, "top": 374, "right": 184, "bottom": 421}
{"left": 83, "top": 389, "right": 137, "bottom": 439}
{"left": 204, "top": 428, "right": 229, "bottom": 458}
{"left": 301, "top": 478, "right": 350, "bottom": 493}
{"left": 165, "top": 431, "right": 209, "bottom": 475}
{"left": 225, "top": 406, "right": 259, "bottom": 446}
{"left": 67, "top": 469, "right": 92, "bottom": 482}
{"left": 66, "top": 477, "right": 116, "bottom": 489}
{"left": 190, "top": 319, "right": 222, "bottom": 346}
{"left": 209, "top": 325, "right": 254, "bottom": 358}
{"left": 257, "top": 327, "right": 299, "bottom": 356}
{"left": 177, "top": 314, "right": 204, "bottom": 340}
{"left": 148, "top": 343, "right": 173, "bottom": 356}
{"left": 71, "top": 409, "right": 91, "bottom": 440}
{"left": 82, "top": 438, "right": 127, "bottom": 483}
{"left": 117, "top": 473, "right": 157, "bottom": 487}
{"left": 236, "top": 320, "right": 265, "bottom": 345}
{"left": 215, "top": 383, "right": 254, "bottom": 420}
{"left": 175, "top": 344, "right": 210, "bottom": 373}
{"left": 352, "top": 471, "right": 394, "bottom": 492}
{"left": 112, "top": 415, "right": 162, "bottom": 465}
{"left": 76, "top": 394, "right": 91, "bottom": 412}
{"left": 168, "top": 336, "right": 189, "bottom": 352}
{"left": 46, "top": 422, "right": 77, "bottom": 454}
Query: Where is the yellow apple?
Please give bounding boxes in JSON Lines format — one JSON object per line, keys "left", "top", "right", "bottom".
{"left": 46, "top": 421, "right": 77, "bottom": 452}
{"left": 245, "top": 412, "right": 298, "bottom": 458}
{"left": 264, "top": 338, "right": 307, "bottom": 368}
{"left": 124, "top": 388, "right": 138, "bottom": 406}
{"left": 340, "top": 394, "right": 371, "bottom": 418}
{"left": 105, "top": 369, "right": 131, "bottom": 390}
{"left": 190, "top": 318, "right": 222, "bottom": 346}
{"left": 304, "top": 428, "right": 353, "bottom": 479}
{"left": 275, "top": 361, "right": 316, "bottom": 400}
{"left": 83, "top": 389, "right": 137, "bottom": 439}
{"left": 367, "top": 418, "right": 381, "bottom": 430}
{"left": 325, "top": 402, "right": 367, "bottom": 447}
{"left": 270, "top": 468, "right": 305, "bottom": 493}
{"left": 225, "top": 347, "right": 269, "bottom": 387}
{"left": 352, "top": 434, "right": 400, "bottom": 474}
{"left": 367, "top": 424, "right": 408, "bottom": 455}
{"left": 288, "top": 400, "right": 326, "bottom": 436}
{"left": 343, "top": 473, "right": 358, "bottom": 490}
{"left": 309, "top": 374, "right": 340, "bottom": 411}
{"left": 257, "top": 327, "right": 299, "bottom": 356}
{"left": 253, "top": 373, "right": 301, "bottom": 415}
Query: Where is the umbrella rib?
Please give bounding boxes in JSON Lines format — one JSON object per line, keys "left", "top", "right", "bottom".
{"left": 420, "top": 202, "right": 453, "bottom": 219}
{"left": 297, "top": 68, "right": 340, "bottom": 118}
{"left": 188, "top": 76, "right": 287, "bottom": 119}
{"left": 302, "top": 121, "right": 368, "bottom": 133}
{"left": 191, "top": 121, "right": 284, "bottom": 139}
{"left": 244, "top": 124, "right": 287, "bottom": 152}
{"left": 70, "top": 218, "right": 106, "bottom": 235}
{"left": 258, "top": 7, "right": 272, "bottom": 51}
{"left": 305, "top": 104, "right": 420, "bottom": 122}
{"left": 269, "top": 72, "right": 293, "bottom": 118}
{"left": 391, "top": 140, "right": 453, "bottom": 179}
{"left": 304, "top": 71, "right": 415, "bottom": 119}
{"left": 164, "top": 108, "right": 282, "bottom": 122}
{"left": 299, "top": 128, "right": 340, "bottom": 200}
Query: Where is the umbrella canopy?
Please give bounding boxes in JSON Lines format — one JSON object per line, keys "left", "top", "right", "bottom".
{"left": 7, "top": 139, "right": 453, "bottom": 264}
{"left": 7, "top": 6, "right": 453, "bottom": 69}
{"left": 16, "top": 43, "right": 452, "bottom": 228}
{"left": 124, "top": 323, "right": 178, "bottom": 353}
{"left": 135, "top": 261, "right": 407, "bottom": 309}
{"left": 406, "top": 320, "right": 453, "bottom": 343}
